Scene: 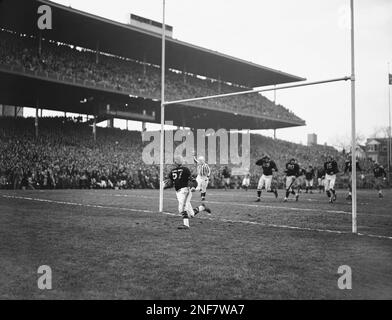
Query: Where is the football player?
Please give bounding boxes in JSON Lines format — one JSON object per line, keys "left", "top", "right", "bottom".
{"left": 255, "top": 155, "right": 278, "bottom": 202}
{"left": 324, "top": 155, "right": 339, "bottom": 203}
{"left": 193, "top": 155, "right": 211, "bottom": 201}
{"left": 373, "top": 162, "right": 387, "bottom": 198}
{"left": 343, "top": 154, "right": 362, "bottom": 200}
{"left": 304, "top": 165, "right": 315, "bottom": 194}
{"left": 241, "top": 173, "right": 251, "bottom": 191}
{"left": 284, "top": 158, "right": 300, "bottom": 202}
{"left": 164, "top": 156, "right": 211, "bottom": 229}
{"left": 222, "top": 166, "right": 231, "bottom": 190}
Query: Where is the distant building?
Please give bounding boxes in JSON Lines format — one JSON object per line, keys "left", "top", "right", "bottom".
{"left": 307, "top": 133, "right": 317, "bottom": 146}
{"left": 354, "top": 145, "right": 367, "bottom": 160}
{"left": 366, "top": 138, "right": 389, "bottom": 165}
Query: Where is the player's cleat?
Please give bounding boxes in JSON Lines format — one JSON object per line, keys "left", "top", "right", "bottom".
{"left": 379, "top": 193, "right": 384, "bottom": 198}
{"left": 333, "top": 193, "right": 337, "bottom": 201}
{"left": 178, "top": 225, "right": 190, "bottom": 230}
{"left": 255, "top": 198, "right": 261, "bottom": 202}
{"left": 201, "top": 197, "right": 205, "bottom": 201}
{"left": 181, "top": 212, "right": 189, "bottom": 219}
{"left": 283, "top": 197, "right": 288, "bottom": 202}
{"left": 201, "top": 203, "right": 211, "bottom": 214}
{"left": 329, "top": 197, "right": 334, "bottom": 203}
{"left": 295, "top": 194, "right": 299, "bottom": 202}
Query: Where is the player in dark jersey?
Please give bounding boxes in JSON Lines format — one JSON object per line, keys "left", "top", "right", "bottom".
{"left": 373, "top": 162, "right": 387, "bottom": 198}
{"left": 284, "top": 158, "right": 300, "bottom": 202}
{"left": 304, "top": 165, "right": 315, "bottom": 194}
{"left": 164, "top": 156, "right": 211, "bottom": 229}
{"left": 316, "top": 166, "right": 325, "bottom": 193}
{"left": 222, "top": 166, "right": 231, "bottom": 190}
{"left": 255, "top": 155, "right": 278, "bottom": 202}
{"left": 324, "top": 155, "right": 339, "bottom": 203}
{"left": 343, "top": 154, "right": 362, "bottom": 200}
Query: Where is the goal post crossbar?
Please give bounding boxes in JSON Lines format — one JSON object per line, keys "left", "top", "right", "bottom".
{"left": 163, "top": 76, "right": 351, "bottom": 106}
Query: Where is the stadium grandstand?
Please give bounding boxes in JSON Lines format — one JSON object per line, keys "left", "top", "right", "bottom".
{"left": 0, "top": 0, "right": 359, "bottom": 191}
{"left": 2, "top": 116, "right": 380, "bottom": 191}
{"left": 0, "top": 0, "right": 305, "bottom": 131}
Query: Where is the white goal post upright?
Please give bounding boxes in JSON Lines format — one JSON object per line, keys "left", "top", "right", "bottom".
{"left": 159, "top": 0, "right": 166, "bottom": 213}
{"left": 350, "top": 0, "right": 357, "bottom": 233}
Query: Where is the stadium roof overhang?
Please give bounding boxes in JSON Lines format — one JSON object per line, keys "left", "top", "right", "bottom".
{"left": 0, "top": 0, "right": 305, "bottom": 88}
{"left": 0, "top": 68, "right": 305, "bottom": 130}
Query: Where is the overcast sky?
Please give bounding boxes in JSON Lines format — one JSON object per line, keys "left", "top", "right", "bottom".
{"left": 47, "top": 0, "right": 392, "bottom": 146}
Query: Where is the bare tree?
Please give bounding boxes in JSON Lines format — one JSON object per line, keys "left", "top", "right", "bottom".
{"left": 331, "top": 132, "right": 365, "bottom": 152}
{"left": 370, "top": 126, "right": 390, "bottom": 139}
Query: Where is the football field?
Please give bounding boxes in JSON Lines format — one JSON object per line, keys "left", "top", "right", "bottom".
{"left": 0, "top": 188, "right": 391, "bottom": 299}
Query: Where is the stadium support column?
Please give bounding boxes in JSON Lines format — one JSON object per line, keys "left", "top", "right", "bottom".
{"left": 93, "top": 116, "right": 97, "bottom": 142}
{"left": 350, "top": 0, "right": 357, "bottom": 233}
{"left": 143, "top": 55, "right": 147, "bottom": 76}
{"left": 106, "top": 104, "right": 113, "bottom": 128}
{"left": 159, "top": 0, "right": 166, "bottom": 213}
{"left": 388, "top": 62, "right": 391, "bottom": 185}
{"left": 96, "top": 41, "right": 100, "bottom": 64}
{"left": 35, "top": 105, "right": 39, "bottom": 138}
{"left": 274, "top": 129, "right": 276, "bottom": 140}
{"left": 38, "top": 31, "right": 42, "bottom": 57}
{"left": 274, "top": 85, "right": 277, "bottom": 103}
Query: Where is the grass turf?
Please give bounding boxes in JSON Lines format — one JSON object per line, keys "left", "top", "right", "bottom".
{"left": 0, "top": 188, "right": 391, "bottom": 299}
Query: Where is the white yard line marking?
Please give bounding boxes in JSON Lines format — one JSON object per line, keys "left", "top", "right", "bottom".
{"left": 91, "top": 191, "right": 391, "bottom": 218}
{"left": 188, "top": 191, "right": 376, "bottom": 206}
{"left": 2, "top": 194, "right": 392, "bottom": 240}
{"left": 105, "top": 189, "right": 376, "bottom": 205}
{"left": 89, "top": 192, "right": 351, "bottom": 215}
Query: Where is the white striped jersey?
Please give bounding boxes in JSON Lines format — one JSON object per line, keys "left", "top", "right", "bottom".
{"left": 197, "top": 163, "right": 210, "bottom": 177}
{"left": 194, "top": 158, "right": 211, "bottom": 177}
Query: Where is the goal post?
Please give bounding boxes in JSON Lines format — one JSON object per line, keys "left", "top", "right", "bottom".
{"left": 159, "top": 0, "right": 358, "bottom": 234}
{"left": 350, "top": 0, "right": 357, "bottom": 233}
{"left": 158, "top": 0, "right": 166, "bottom": 213}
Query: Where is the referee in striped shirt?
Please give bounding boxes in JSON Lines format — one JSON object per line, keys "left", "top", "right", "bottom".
{"left": 194, "top": 155, "right": 211, "bottom": 201}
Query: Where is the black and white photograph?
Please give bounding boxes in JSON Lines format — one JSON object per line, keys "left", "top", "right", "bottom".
{"left": 0, "top": 0, "right": 391, "bottom": 306}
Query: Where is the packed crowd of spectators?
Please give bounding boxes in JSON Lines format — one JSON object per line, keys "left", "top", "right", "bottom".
{"left": 0, "top": 117, "right": 380, "bottom": 191}
{"left": 0, "top": 117, "right": 160, "bottom": 190}
{"left": 0, "top": 29, "right": 303, "bottom": 123}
